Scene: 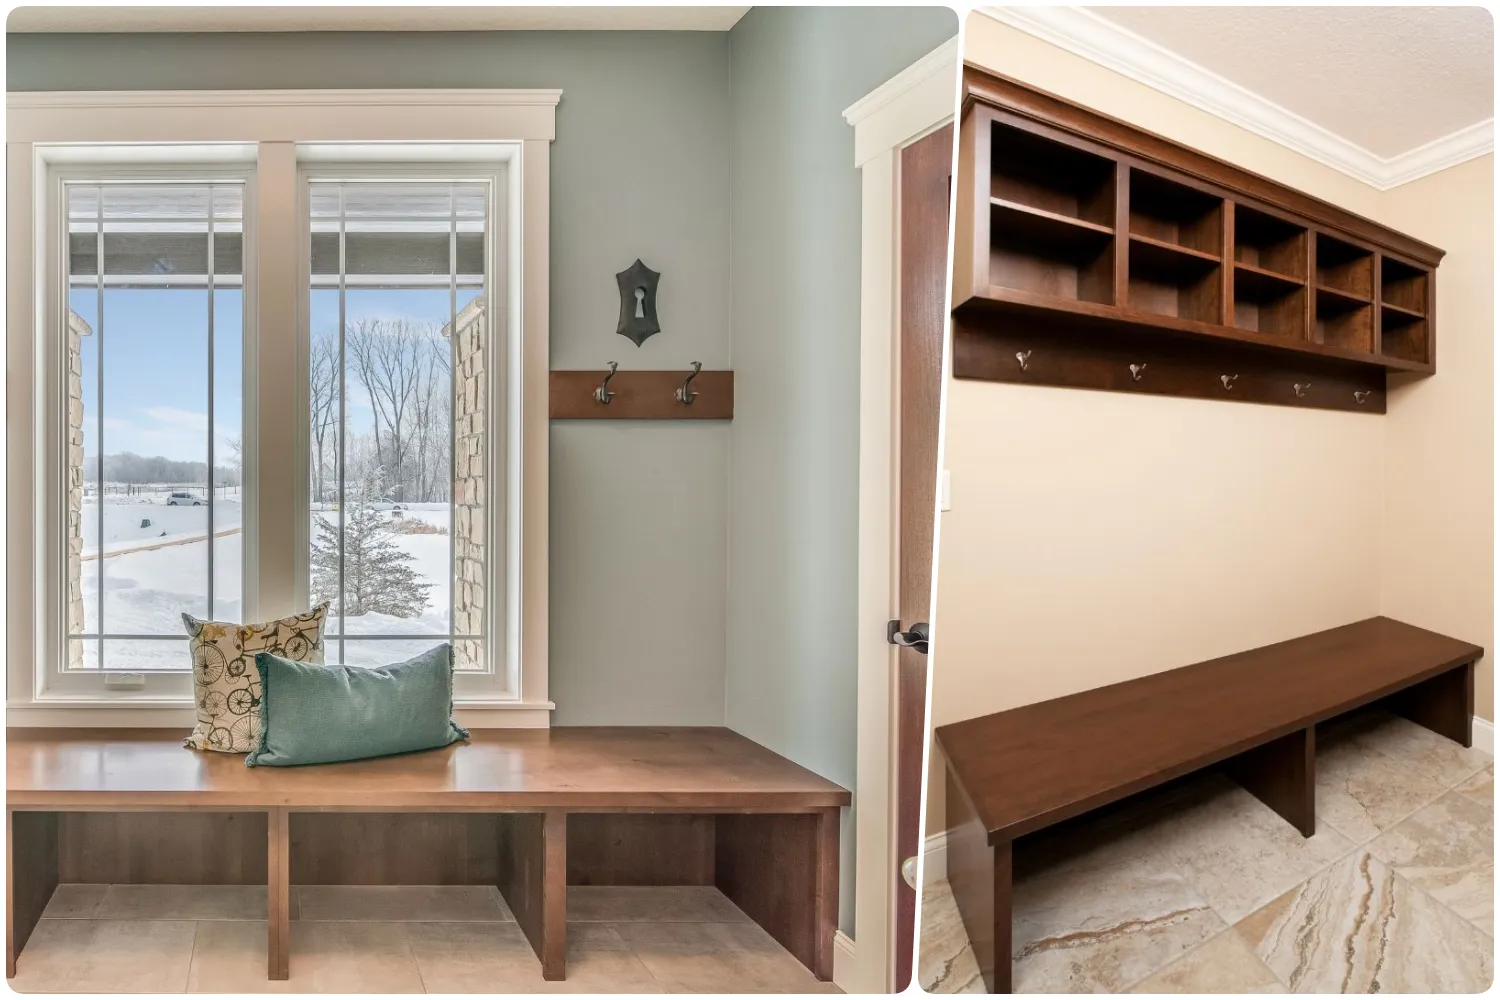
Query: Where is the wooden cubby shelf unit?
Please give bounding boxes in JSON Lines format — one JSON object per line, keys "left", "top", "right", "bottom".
{"left": 952, "top": 67, "right": 1445, "bottom": 414}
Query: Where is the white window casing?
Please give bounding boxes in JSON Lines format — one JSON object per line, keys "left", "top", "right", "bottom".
{"left": 6, "top": 91, "right": 557, "bottom": 726}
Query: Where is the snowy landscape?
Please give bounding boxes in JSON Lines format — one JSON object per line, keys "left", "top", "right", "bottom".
{"left": 79, "top": 493, "right": 456, "bottom": 671}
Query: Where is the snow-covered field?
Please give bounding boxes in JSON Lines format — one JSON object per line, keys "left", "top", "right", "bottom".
{"left": 80, "top": 497, "right": 456, "bottom": 671}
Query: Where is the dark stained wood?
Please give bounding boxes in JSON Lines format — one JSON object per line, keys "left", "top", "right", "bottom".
{"left": 953, "top": 310, "right": 1386, "bottom": 415}
{"left": 715, "top": 808, "right": 839, "bottom": 981}
{"left": 1220, "top": 727, "right": 1316, "bottom": 837}
{"left": 290, "top": 813, "right": 498, "bottom": 885}
{"left": 497, "top": 811, "right": 567, "bottom": 981}
{"left": 941, "top": 617, "right": 1480, "bottom": 993}
{"left": 937, "top": 617, "right": 1480, "bottom": 844}
{"left": 1387, "top": 662, "right": 1475, "bottom": 748}
{"left": 956, "top": 66, "right": 1441, "bottom": 404}
{"left": 6, "top": 727, "right": 850, "bottom": 811}
{"left": 549, "top": 370, "right": 733, "bottom": 420}
{"left": 566, "top": 813, "right": 714, "bottom": 886}
{"left": 59, "top": 812, "right": 267, "bottom": 884}
{"left": 896, "top": 122, "right": 952, "bottom": 992}
{"left": 6, "top": 809, "right": 58, "bottom": 980}
{"left": 945, "top": 768, "right": 1001, "bottom": 993}
{"left": 267, "top": 807, "right": 289, "bottom": 981}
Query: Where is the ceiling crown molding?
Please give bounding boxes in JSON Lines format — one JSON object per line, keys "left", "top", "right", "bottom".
{"left": 980, "top": 6, "right": 1493, "bottom": 191}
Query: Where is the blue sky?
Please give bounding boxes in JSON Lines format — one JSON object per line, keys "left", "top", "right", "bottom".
{"left": 74, "top": 286, "right": 467, "bottom": 463}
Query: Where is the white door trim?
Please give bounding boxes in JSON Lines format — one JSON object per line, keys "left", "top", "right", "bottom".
{"left": 843, "top": 36, "right": 958, "bottom": 994}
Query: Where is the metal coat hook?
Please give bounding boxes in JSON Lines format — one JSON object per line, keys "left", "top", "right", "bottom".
{"left": 1354, "top": 390, "right": 1372, "bottom": 405}
{"left": 675, "top": 361, "right": 703, "bottom": 405}
{"left": 594, "top": 361, "right": 619, "bottom": 404}
{"left": 1016, "top": 350, "right": 1032, "bottom": 372}
{"left": 1221, "top": 374, "right": 1239, "bottom": 390}
{"left": 1129, "top": 363, "right": 1147, "bottom": 382}
{"left": 1293, "top": 382, "right": 1312, "bottom": 398}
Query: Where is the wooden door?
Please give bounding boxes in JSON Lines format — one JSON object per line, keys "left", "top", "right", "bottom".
{"left": 894, "top": 123, "right": 952, "bottom": 990}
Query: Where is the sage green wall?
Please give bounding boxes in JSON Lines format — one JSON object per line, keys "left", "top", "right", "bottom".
{"left": 725, "top": 5, "right": 958, "bottom": 937}
{"left": 8, "top": 30, "right": 734, "bottom": 725}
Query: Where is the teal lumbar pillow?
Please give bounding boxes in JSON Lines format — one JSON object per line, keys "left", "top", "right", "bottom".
{"left": 246, "top": 644, "right": 469, "bottom": 767}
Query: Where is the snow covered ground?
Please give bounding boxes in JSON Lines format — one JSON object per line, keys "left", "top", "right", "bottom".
{"left": 79, "top": 497, "right": 457, "bottom": 671}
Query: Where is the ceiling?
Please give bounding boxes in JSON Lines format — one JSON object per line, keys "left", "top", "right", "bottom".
{"left": 5, "top": 6, "right": 752, "bottom": 33}
{"left": 988, "top": 6, "right": 1495, "bottom": 189}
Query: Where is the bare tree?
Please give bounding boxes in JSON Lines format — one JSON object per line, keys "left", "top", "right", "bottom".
{"left": 346, "top": 318, "right": 433, "bottom": 501}
{"left": 309, "top": 330, "right": 340, "bottom": 503}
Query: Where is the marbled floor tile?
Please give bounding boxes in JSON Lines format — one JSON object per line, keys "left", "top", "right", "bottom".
{"left": 614, "top": 919, "right": 839, "bottom": 993}
{"left": 1348, "top": 711, "right": 1492, "bottom": 788}
{"left": 1236, "top": 851, "right": 1493, "bottom": 993}
{"left": 1314, "top": 734, "right": 1450, "bottom": 844}
{"left": 186, "top": 920, "right": 425, "bottom": 993}
{"left": 1456, "top": 762, "right": 1494, "bottom": 809}
{"left": 1126, "top": 929, "right": 1286, "bottom": 993}
{"left": 1367, "top": 790, "right": 1494, "bottom": 935}
{"left": 406, "top": 921, "right": 662, "bottom": 993}
{"left": 97, "top": 883, "right": 271, "bottom": 920}
{"left": 918, "top": 878, "right": 984, "bottom": 994}
{"left": 1160, "top": 781, "right": 1355, "bottom": 923}
{"left": 10, "top": 918, "right": 197, "bottom": 992}
{"left": 39, "top": 883, "right": 108, "bottom": 918}
{"left": 566, "top": 885, "right": 748, "bottom": 923}
{"left": 296, "top": 884, "right": 510, "bottom": 922}
{"left": 1011, "top": 860, "right": 1225, "bottom": 993}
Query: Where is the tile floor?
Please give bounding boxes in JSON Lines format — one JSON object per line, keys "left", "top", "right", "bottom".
{"left": 920, "top": 708, "right": 1494, "bottom": 993}
{"left": 12, "top": 883, "right": 841, "bottom": 993}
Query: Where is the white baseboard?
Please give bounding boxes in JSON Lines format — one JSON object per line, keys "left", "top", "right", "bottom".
{"left": 920, "top": 713, "right": 1492, "bottom": 885}
{"left": 831, "top": 930, "right": 858, "bottom": 992}
{"left": 923, "top": 830, "right": 948, "bottom": 884}
{"left": 1473, "top": 716, "right": 1494, "bottom": 755}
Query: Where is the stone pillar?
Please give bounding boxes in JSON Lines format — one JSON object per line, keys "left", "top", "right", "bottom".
{"left": 442, "top": 297, "right": 487, "bottom": 673}
{"left": 66, "top": 308, "right": 92, "bottom": 669}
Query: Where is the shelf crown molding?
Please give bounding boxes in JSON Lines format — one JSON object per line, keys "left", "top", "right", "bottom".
{"left": 979, "top": 6, "right": 1493, "bottom": 191}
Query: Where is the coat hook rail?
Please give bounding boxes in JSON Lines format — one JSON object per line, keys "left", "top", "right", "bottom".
{"left": 551, "top": 366, "right": 735, "bottom": 420}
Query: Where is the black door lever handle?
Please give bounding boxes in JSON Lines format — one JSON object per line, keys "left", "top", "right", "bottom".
{"left": 887, "top": 620, "right": 929, "bottom": 655}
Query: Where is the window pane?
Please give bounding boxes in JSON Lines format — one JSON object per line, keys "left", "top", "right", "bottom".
{"left": 65, "top": 181, "right": 243, "bottom": 669}
{"left": 308, "top": 180, "right": 488, "bottom": 673}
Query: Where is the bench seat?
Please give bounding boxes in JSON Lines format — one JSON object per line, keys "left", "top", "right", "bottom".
{"left": 936, "top": 616, "right": 1482, "bottom": 993}
{"left": 7, "top": 726, "right": 850, "bottom": 983}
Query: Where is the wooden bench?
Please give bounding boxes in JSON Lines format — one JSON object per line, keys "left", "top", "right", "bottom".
{"left": 935, "top": 616, "right": 1482, "bottom": 994}
{"left": 6, "top": 726, "right": 850, "bottom": 983}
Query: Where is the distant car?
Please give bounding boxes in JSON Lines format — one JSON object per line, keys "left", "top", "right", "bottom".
{"left": 165, "top": 492, "right": 203, "bottom": 506}
{"left": 368, "top": 496, "right": 407, "bottom": 511}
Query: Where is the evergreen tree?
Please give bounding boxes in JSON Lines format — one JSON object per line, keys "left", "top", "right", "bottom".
{"left": 309, "top": 468, "right": 430, "bottom": 617}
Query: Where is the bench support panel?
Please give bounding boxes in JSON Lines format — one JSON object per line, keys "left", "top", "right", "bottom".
{"left": 497, "top": 811, "right": 567, "bottom": 981}
{"left": 1222, "top": 726, "right": 1316, "bottom": 838}
{"left": 714, "top": 808, "right": 840, "bottom": 981}
{"left": 1388, "top": 660, "right": 1475, "bottom": 748}
{"left": 6, "top": 810, "right": 59, "bottom": 980}
{"left": 267, "top": 808, "right": 290, "bottom": 981}
{"left": 945, "top": 769, "right": 1009, "bottom": 993}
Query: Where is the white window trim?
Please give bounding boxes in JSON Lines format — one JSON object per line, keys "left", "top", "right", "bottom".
{"left": 6, "top": 90, "right": 557, "bottom": 727}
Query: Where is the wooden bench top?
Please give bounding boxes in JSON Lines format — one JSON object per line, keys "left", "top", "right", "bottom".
{"left": 935, "top": 616, "right": 1481, "bottom": 843}
{"left": 7, "top": 726, "right": 851, "bottom": 811}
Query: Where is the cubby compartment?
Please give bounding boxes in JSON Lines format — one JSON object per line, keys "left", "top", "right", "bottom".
{"left": 1129, "top": 169, "right": 1223, "bottom": 255}
{"left": 1233, "top": 279, "right": 1305, "bottom": 338}
{"left": 1381, "top": 256, "right": 1428, "bottom": 315}
{"left": 1127, "top": 237, "right": 1221, "bottom": 324}
{"left": 1234, "top": 205, "right": 1307, "bottom": 279}
{"left": 987, "top": 121, "right": 1117, "bottom": 305}
{"left": 1315, "top": 234, "right": 1374, "bottom": 300}
{"left": 1380, "top": 309, "right": 1428, "bottom": 364}
{"left": 1314, "top": 290, "right": 1373, "bottom": 352}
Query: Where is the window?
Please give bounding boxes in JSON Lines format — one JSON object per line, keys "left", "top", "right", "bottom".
{"left": 63, "top": 177, "right": 247, "bottom": 677}
{"left": 12, "top": 93, "right": 554, "bottom": 718}
{"left": 304, "top": 176, "right": 496, "bottom": 677}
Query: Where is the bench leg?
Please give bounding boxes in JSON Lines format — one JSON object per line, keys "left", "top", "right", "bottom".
{"left": 7, "top": 809, "right": 58, "bottom": 979}
{"left": 1390, "top": 661, "right": 1475, "bottom": 748}
{"left": 498, "top": 811, "right": 567, "bottom": 981}
{"left": 267, "top": 807, "right": 290, "bottom": 980}
{"left": 945, "top": 768, "right": 1011, "bottom": 993}
{"left": 714, "top": 808, "right": 840, "bottom": 980}
{"left": 1223, "top": 727, "right": 1315, "bottom": 837}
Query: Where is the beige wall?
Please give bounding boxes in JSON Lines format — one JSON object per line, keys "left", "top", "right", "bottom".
{"left": 928, "top": 15, "right": 1494, "bottom": 834}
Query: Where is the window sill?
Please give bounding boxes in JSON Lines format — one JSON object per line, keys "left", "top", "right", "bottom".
{"left": 7, "top": 699, "right": 556, "bottom": 729}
